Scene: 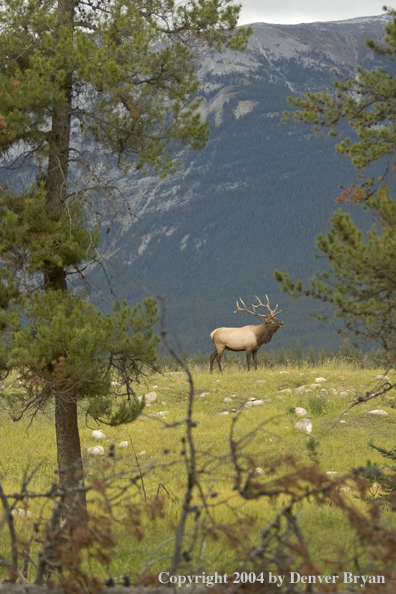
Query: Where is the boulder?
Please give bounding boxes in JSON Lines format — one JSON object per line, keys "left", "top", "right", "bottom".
{"left": 88, "top": 446, "right": 105, "bottom": 455}
{"left": 294, "top": 407, "right": 308, "bottom": 416}
{"left": 91, "top": 430, "right": 106, "bottom": 440}
{"left": 295, "top": 418, "right": 313, "bottom": 434}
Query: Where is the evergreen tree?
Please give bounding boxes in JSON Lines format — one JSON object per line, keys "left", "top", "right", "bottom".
{"left": 275, "top": 8, "right": 396, "bottom": 360}
{"left": 0, "top": 0, "right": 250, "bottom": 499}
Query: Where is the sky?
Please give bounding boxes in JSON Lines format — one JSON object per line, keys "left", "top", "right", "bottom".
{"left": 238, "top": 0, "right": 389, "bottom": 26}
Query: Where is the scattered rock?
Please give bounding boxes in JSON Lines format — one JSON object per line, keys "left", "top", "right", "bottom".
{"left": 249, "top": 467, "right": 264, "bottom": 478}
{"left": 279, "top": 371, "right": 289, "bottom": 375}
{"left": 247, "top": 397, "right": 257, "bottom": 402}
{"left": 340, "top": 421, "right": 347, "bottom": 424}
{"left": 376, "top": 374, "right": 390, "bottom": 381}
{"left": 118, "top": 441, "right": 129, "bottom": 449}
{"left": 224, "top": 397, "right": 233, "bottom": 402}
{"left": 219, "top": 411, "right": 229, "bottom": 415}
{"left": 91, "top": 430, "right": 106, "bottom": 440}
{"left": 158, "top": 411, "right": 169, "bottom": 416}
{"left": 294, "top": 407, "right": 308, "bottom": 416}
{"left": 310, "top": 383, "right": 321, "bottom": 389}
{"left": 281, "top": 388, "right": 292, "bottom": 393}
{"left": 143, "top": 391, "right": 157, "bottom": 403}
{"left": 88, "top": 446, "right": 105, "bottom": 455}
{"left": 326, "top": 471, "right": 338, "bottom": 476}
{"left": 111, "top": 381, "right": 120, "bottom": 386}
{"left": 244, "top": 399, "right": 264, "bottom": 408}
{"left": 137, "top": 451, "right": 147, "bottom": 457}
{"left": 295, "top": 418, "right": 313, "bottom": 434}
{"left": 199, "top": 392, "right": 210, "bottom": 397}
{"left": 340, "top": 391, "right": 349, "bottom": 397}
{"left": 153, "top": 384, "right": 158, "bottom": 388}
{"left": 11, "top": 508, "right": 33, "bottom": 519}
{"left": 315, "top": 377, "right": 327, "bottom": 383}
{"left": 296, "top": 386, "right": 306, "bottom": 393}
{"left": 367, "top": 409, "right": 389, "bottom": 416}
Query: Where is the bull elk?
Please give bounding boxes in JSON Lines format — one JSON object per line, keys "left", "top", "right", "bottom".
{"left": 209, "top": 295, "right": 283, "bottom": 372}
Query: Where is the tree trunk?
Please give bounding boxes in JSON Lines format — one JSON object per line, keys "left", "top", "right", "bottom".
{"left": 55, "top": 393, "right": 86, "bottom": 511}
{"left": 45, "top": 0, "right": 86, "bottom": 511}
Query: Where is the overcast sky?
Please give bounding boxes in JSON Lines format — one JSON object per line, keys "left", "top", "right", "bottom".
{"left": 238, "top": 0, "right": 389, "bottom": 26}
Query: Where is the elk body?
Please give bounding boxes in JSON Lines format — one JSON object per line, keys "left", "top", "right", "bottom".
{"left": 210, "top": 296, "right": 283, "bottom": 372}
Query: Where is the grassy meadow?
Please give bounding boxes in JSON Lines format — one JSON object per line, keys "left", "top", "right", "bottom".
{"left": 1, "top": 358, "right": 396, "bottom": 582}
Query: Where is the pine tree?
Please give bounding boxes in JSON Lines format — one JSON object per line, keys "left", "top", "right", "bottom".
{"left": 275, "top": 8, "right": 396, "bottom": 360}
{"left": 0, "top": 0, "right": 251, "bottom": 500}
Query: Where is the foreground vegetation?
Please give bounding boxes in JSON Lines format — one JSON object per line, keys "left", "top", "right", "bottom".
{"left": 1, "top": 358, "right": 396, "bottom": 589}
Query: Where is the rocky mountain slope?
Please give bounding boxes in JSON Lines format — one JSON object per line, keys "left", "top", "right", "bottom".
{"left": 92, "top": 15, "right": 391, "bottom": 356}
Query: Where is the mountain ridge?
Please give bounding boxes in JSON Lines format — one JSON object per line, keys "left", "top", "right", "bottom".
{"left": 87, "top": 15, "right": 392, "bottom": 355}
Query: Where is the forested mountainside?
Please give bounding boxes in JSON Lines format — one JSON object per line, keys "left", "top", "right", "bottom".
{"left": 90, "top": 15, "right": 390, "bottom": 354}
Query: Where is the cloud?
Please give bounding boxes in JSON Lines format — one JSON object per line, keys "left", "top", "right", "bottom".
{"left": 238, "top": 0, "right": 385, "bottom": 25}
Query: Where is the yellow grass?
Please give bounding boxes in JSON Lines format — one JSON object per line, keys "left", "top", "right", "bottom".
{"left": 1, "top": 362, "right": 395, "bottom": 581}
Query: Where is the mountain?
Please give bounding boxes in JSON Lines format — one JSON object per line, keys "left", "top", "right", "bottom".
{"left": 91, "top": 15, "right": 391, "bottom": 356}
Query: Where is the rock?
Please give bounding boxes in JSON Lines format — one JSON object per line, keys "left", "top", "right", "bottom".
{"left": 158, "top": 411, "right": 169, "bottom": 416}
{"left": 376, "top": 374, "right": 390, "bottom": 381}
{"left": 224, "top": 397, "right": 233, "bottom": 402}
{"left": 279, "top": 371, "right": 289, "bottom": 375}
{"left": 11, "top": 508, "right": 33, "bottom": 519}
{"left": 310, "top": 383, "right": 321, "bottom": 389}
{"left": 88, "top": 446, "right": 105, "bottom": 455}
{"left": 340, "top": 420, "right": 347, "bottom": 424}
{"left": 326, "top": 471, "right": 338, "bottom": 475}
{"left": 247, "top": 397, "right": 256, "bottom": 401}
{"left": 315, "top": 377, "right": 326, "bottom": 383}
{"left": 281, "top": 388, "right": 292, "bottom": 393}
{"left": 199, "top": 392, "right": 210, "bottom": 397}
{"left": 244, "top": 399, "right": 264, "bottom": 408}
{"left": 249, "top": 467, "right": 264, "bottom": 478}
{"left": 119, "top": 441, "right": 129, "bottom": 448}
{"left": 295, "top": 418, "right": 313, "bottom": 434}
{"left": 143, "top": 391, "right": 157, "bottom": 403}
{"left": 340, "top": 391, "right": 349, "bottom": 397}
{"left": 153, "top": 384, "right": 158, "bottom": 388}
{"left": 296, "top": 386, "right": 306, "bottom": 393}
{"left": 330, "top": 389, "right": 338, "bottom": 395}
{"left": 294, "top": 407, "right": 308, "bottom": 416}
{"left": 91, "top": 430, "right": 106, "bottom": 440}
{"left": 137, "top": 451, "right": 147, "bottom": 457}
{"left": 219, "top": 411, "right": 229, "bottom": 415}
{"left": 367, "top": 409, "right": 389, "bottom": 416}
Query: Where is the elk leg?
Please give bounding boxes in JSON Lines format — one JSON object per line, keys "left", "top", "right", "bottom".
{"left": 252, "top": 350, "right": 258, "bottom": 371}
{"left": 246, "top": 350, "right": 252, "bottom": 371}
{"left": 209, "top": 350, "right": 217, "bottom": 373}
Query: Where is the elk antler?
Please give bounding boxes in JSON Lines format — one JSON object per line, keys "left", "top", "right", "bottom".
{"left": 234, "top": 295, "right": 282, "bottom": 319}
{"left": 253, "top": 295, "right": 282, "bottom": 318}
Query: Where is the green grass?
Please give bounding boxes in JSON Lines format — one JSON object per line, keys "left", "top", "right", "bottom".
{"left": 1, "top": 362, "right": 395, "bottom": 581}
